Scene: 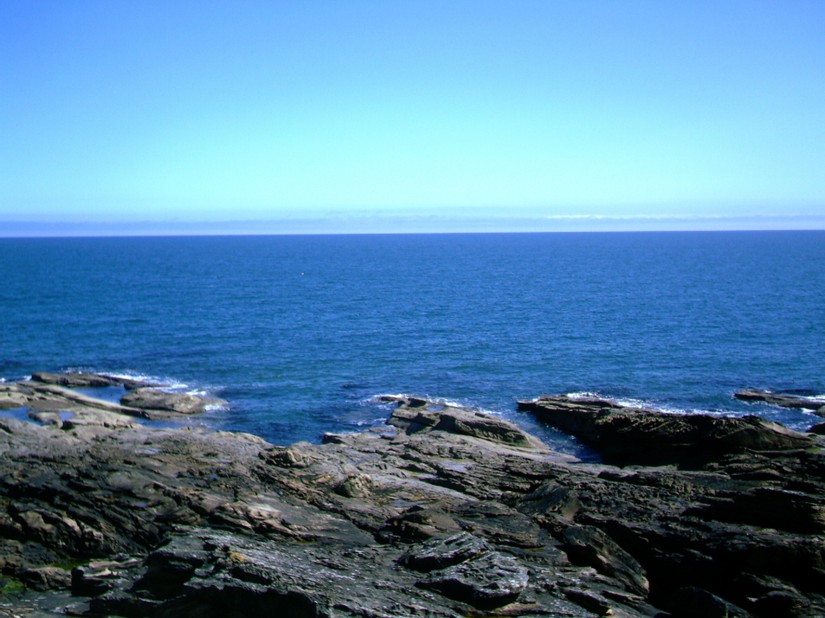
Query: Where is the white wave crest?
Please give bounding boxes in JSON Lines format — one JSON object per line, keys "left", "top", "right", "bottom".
{"left": 565, "top": 391, "right": 607, "bottom": 401}
{"left": 566, "top": 391, "right": 727, "bottom": 416}
{"left": 103, "top": 370, "right": 189, "bottom": 390}
{"left": 79, "top": 368, "right": 225, "bottom": 401}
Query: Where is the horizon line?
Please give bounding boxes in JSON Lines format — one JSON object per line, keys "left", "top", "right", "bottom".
{"left": 2, "top": 228, "right": 825, "bottom": 240}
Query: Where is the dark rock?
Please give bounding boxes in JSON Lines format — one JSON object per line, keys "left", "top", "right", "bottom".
{"left": 752, "top": 589, "right": 815, "bottom": 617}
{"left": 686, "top": 486, "right": 825, "bottom": 533}
{"left": 519, "top": 395, "right": 812, "bottom": 466}
{"left": 670, "top": 586, "right": 750, "bottom": 618}
{"left": 418, "top": 551, "right": 529, "bottom": 609}
{"left": 31, "top": 371, "right": 120, "bottom": 388}
{"left": 383, "top": 506, "right": 462, "bottom": 542}
{"left": 388, "top": 395, "right": 549, "bottom": 450}
{"left": 735, "top": 389, "right": 825, "bottom": 413}
{"left": 401, "top": 532, "right": 490, "bottom": 572}
{"left": 30, "top": 371, "right": 153, "bottom": 390}
{"left": 3, "top": 379, "right": 825, "bottom": 617}
{"left": 120, "top": 387, "right": 226, "bottom": 415}
{"left": 561, "top": 524, "right": 649, "bottom": 595}
{"left": 18, "top": 566, "right": 72, "bottom": 591}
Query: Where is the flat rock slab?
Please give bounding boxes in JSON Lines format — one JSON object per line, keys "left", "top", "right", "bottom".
{"left": 31, "top": 371, "right": 152, "bottom": 390}
{"left": 384, "top": 395, "right": 550, "bottom": 452}
{"left": 519, "top": 395, "right": 813, "bottom": 466}
{"left": 735, "top": 389, "right": 825, "bottom": 415}
{"left": 120, "top": 388, "right": 226, "bottom": 415}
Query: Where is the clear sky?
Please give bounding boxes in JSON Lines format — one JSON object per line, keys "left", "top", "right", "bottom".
{"left": 2, "top": 1, "right": 824, "bottom": 235}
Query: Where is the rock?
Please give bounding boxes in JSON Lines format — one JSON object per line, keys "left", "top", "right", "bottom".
{"left": 401, "top": 532, "right": 490, "bottom": 572}
{"left": 418, "top": 551, "right": 529, "bottom": 609}
{"left": 2, "top": 376, "right": 825, "bottom": 616}
{"left": 30, "top": 371, "right": 153, "bottom": 390}
{"left": 561, "top": 525, "right": 649, "bottom": 595}
{"left": 735, "top": 389, "right": 825, "bottom": 413}
{"left": 387, "top": 395, "right": 549, "bottom": 451}
{"left": 334, "top": 473, "right": 374, "bottom": 498}
{"left": 0, "top": 384, "right": 29, "bottom": 409}
{"left": 18, "top": 566, "right": 72, "bottom": 591}
{"left": 809, "top": 422, "right": 825, "bottom": 435}
{"left": 670, "top": 586, "right": 750, "bottom": 618}
{"left": 31, "top": 371, "right": 120, "bottom": 388}
{"left": 120, "top": 387, "right": 226, "bottom": 415}
{"left": 519, "top": 395, "right": 813, "bottom": 466}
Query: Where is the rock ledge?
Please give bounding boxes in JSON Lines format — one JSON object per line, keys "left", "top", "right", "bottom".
{"left": 1, "top": 379, "right": 824, "bottom": 617}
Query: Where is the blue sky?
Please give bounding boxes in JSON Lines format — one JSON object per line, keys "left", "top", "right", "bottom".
{"left": 2, "top": 1, "right": 824, "bottom": 235}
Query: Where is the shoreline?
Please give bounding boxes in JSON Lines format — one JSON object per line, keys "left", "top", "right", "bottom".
{"left": 2, "top": 372, "right": 824, "bottom": 616}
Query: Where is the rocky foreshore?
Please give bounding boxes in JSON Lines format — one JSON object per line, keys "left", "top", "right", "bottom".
{"left": 1, "top": 375, "right": 825, "bottom": 617}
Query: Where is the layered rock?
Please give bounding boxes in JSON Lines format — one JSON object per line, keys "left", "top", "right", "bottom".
{"left": 120, "top": 387, "right": 226, "bottom": 415}
{"left": 735, "top": 389, "right": 825, "bottom": 416}
{"left": 30, "top": 371, "right": 151, "bottom": 390}
{"left": 518, "top": 394, "right": 813, "bottom": 466}
{"left": 0, "top": 373, "right": 224, "bottom": 423}
{"left": 1, "top": 380, "right": 824, "bottom": 617}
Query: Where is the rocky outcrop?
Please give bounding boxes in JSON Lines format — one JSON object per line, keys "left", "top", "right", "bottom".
{"left": 120, "top": 387, "right": 226, "bottom": 415}
{"left": 381, "top": 394, "right": 550, "bottom": 451}
{"left": 735, "top": 389, "right": 825, "bottom": 416}
{"left": 518, "top": 394, "right": 813, "bottom": 466}
{"left": 30, "top": 371, "right": 152, "bottom": 390}
{"left": 0, "top": 373, "right": 224, "bottom": 423}
{"left": 1, "top": 382, "right": 825, "bottom": 617}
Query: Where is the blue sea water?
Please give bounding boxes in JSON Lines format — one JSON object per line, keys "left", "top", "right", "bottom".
{"left": 1, "top": 231, "right": 823, "bottom": 454}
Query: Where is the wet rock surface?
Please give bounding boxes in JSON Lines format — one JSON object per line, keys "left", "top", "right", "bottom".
{"left": 735, "top": 389, "right": 825, "bottom": 416}
{"left": 518, "top": 394, "right": 813, "bottom": 466}
{"left": 1, "top": 376, "right": 824, "bottom": 616}
{"left": 120, "top": 387, "right": 227, "bottom": 415}
{"left": 30, "top": 372, "right": 152, "bottom": 390}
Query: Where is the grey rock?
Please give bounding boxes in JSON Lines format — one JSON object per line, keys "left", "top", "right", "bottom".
{"left": 561, "top": 524, "right": 649, "bottom": 596}
{"left": 401, "top": 532, "right": 490, "bottom": 572}
{"left": 419, "top": 551, "right": 529, "bottom": 609}
{"left": 387, "top": 394, "right": 549, "bottom": 451}
{"left": 31, "top": 371, "right": 121, "bottom": 388}
{"left": 2, "top": 379, "right": 825, "bottom": 617}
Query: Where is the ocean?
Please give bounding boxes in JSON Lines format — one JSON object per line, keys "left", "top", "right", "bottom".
{"left": 1, "top": 231, "right": 823, "bottom": 455}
